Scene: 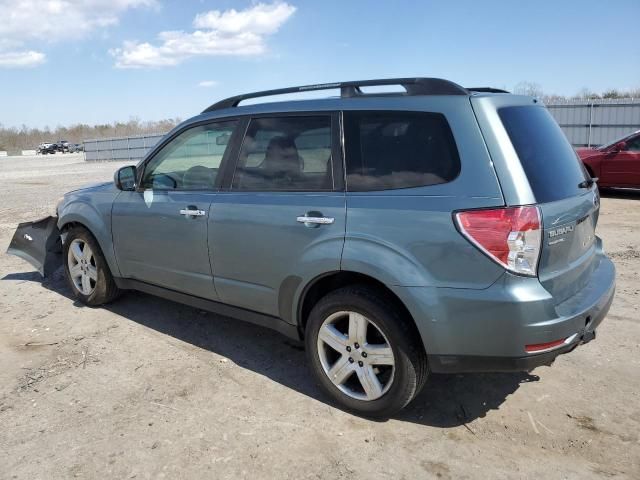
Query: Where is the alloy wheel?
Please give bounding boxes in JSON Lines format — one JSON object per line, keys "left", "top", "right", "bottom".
{"left": 67, "top": 239, "right": 97, "bottom": 296}
{"left": 316, "top": 311, "right": 395, "bottom": 401}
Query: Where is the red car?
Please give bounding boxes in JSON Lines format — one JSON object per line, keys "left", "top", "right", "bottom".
{"left": 576, "top": 130, "right": 640, "bottom": 188}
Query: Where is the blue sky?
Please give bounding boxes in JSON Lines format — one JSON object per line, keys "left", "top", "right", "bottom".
{"left": 1, "top": 0, "right": 639, "bottom": 128}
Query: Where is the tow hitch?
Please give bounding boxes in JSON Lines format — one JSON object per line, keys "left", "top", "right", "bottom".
{"left": 6, "top": 216, "right": 62, "bottom": 277}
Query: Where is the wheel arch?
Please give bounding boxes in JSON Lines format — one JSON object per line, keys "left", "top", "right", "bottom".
{"left": 58, "top": 207, "right": 121, "bottom": 277}
{"left": 59, "top": 220, "right": 86, "bottom": 234}
{"left": 297, "top": 271, "right": 422, "bottom": 347}
{"left": 59, "top": 220, "right": 110, "bottom": 264}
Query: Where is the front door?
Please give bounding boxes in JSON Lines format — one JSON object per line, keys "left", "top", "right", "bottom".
{"left": 112, "top": 120, "right": 239, "bottom": 300}
{"left": 209, "top": 114, "right": 345, "bottom": 318}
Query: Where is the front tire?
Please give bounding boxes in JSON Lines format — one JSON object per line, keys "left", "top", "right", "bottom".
{"left": 305, "top": 285, "right": 428, "bottom": 418}
{"left": 63, "top": 226, "right": 120, "bottom": 306}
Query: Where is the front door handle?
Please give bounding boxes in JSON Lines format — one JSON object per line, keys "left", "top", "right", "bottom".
{"left": 296, "top": 215, "right": 335, "bottom": 226}
{"left": 180, "top": 208, "right": 206, "bottom": 217}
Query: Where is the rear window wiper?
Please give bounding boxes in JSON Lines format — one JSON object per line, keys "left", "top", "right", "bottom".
{"left": 578, "top": 177, "right": 598, "bottom": 189}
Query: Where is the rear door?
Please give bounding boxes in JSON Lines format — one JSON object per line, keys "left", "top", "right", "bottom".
{"left": 601, "top": 134, "right": 640, "bottom": 187}
{"left": 497, "top": 105, "right": 599, "bottom": 303}
{"left": 112, "top": 120, "right": 239, "bottom": 300}
{"left": 209, "top": 113, "right": 345, "bottom": 318}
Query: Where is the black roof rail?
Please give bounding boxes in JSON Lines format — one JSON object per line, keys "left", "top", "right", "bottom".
{"left": 467, "top": 87, "right": 510, "bottom": 93}
{"left": 202, "top": 77, "right": 470, "bottom": 113}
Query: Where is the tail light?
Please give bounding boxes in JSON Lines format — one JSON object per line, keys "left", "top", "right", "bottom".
{"left": 455, "top": 206, "right": 542, "bottom": 276}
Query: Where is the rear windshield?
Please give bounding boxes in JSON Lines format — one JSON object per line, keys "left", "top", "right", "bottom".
{"left": 499, "top": 106, "right": 588, "bottom": 203}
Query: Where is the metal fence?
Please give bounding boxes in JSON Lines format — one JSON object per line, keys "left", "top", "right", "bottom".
{"left": 546, "top": 98, "right": 640, "bottom": 147}
{"left": 83, "top": 133, "right": 165, "bottom": 162}
{"left": 82, "top": 99, "right": 640, "bottom": 161}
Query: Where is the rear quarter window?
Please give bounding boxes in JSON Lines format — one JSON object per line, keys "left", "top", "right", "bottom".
{"left": 498, "top": 106, "right": 588, "bottom": 203}
{"left": 344, "top": 111, "right": 460, "bottom": 191}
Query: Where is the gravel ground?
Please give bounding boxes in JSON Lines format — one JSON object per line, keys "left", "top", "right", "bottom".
{"left": 1, "top": 155, "right": 639, "bottom": 480}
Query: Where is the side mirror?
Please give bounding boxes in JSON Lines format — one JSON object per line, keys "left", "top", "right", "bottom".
{"left": 114, "top": 165, "right": 137, "bottom": 191}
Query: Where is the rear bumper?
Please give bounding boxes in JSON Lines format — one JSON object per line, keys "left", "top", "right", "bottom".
{"left": 394, "top": 251, "right": 616, "bottom": 373}
{"left": 429, "top": 342, "right": 579, "bottom": 373}
{"left": 6, "top": 216, "right": 62, "bottom": 276}
{"left": 428, "top": 286, "right": 612, "bottom": 373}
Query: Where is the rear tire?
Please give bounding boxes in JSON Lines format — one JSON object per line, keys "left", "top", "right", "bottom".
{"left": 63, "top": 226, "right": 120, "bottom": 306}
{"left": 305, "top": 285, "right": 428, "bottom": 418}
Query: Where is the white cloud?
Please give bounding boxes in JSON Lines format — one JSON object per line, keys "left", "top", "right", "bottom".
{"left": 0, "top": 0, "right": 156, "bottom": 41}
{"left": 193, "top": 2, "right": 296, "bottom": 35}
{"left": 0, "top": 50, "right": 46, "bottom": 68}
{"left": 198, "top": 80, "right": 218, "bottom": 88}
{"left": 0, "top": 0, "right": 155, "bottom": 68}
{"left": 111, "top": 2, "right": 296, "bottom": 68}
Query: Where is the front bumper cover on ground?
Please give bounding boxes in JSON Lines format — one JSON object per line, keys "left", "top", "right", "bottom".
{"left": 6, "top": 216, "right": 62, "bottom": 277}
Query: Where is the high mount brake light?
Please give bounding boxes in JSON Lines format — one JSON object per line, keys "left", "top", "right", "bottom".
{"left": 455, "top": 206, "right": 542, "bottom": 276}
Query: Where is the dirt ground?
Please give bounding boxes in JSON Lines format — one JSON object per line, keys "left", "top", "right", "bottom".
{"left": 0, "top": 154, "right": 638, "bottom": 480}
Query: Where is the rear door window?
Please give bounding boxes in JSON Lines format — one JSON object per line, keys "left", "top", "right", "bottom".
{"left": 343, "top": 111, "right": 460, "bottom": 191}
{"left": 232, "top": 116, "right": 333, "bottom": 191}
{"left": 498, "top": 106, "right": 589, "bottom": 203}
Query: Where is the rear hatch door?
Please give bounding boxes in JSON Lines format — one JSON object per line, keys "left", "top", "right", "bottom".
{"left": 536, "top": 191, "right": 599, "bottom": 303}
{"left": 496, "top": 104, "right": 599, "bottom": 303}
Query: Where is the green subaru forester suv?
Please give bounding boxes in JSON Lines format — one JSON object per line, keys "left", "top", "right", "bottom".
{"left": 9, "top": 78, "right": 615, "bottom": 417}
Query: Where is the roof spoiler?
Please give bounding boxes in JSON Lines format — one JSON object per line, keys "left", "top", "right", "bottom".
{"left": 467, "top": 87, "right": 510, "bottom": 93}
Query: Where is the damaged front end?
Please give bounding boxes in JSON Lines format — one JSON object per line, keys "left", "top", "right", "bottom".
{"left": 7, "top": 216, "right": 62, "bottom": 277}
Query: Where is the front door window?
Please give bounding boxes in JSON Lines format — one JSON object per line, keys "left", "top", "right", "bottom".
{"left": 142, "top": 121, "right": 238, "bottom": 190}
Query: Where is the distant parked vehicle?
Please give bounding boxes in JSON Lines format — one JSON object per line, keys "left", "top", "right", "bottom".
{"left": 68, "top": 143, "right": 84, "bottom": 153}
{"left": 56, "top": 140, "right": 71, "bottom": 153}
{"left": 37, "top": 142, "right": 57, "bottom": 155}
{"left": 577, "top": 130, "right": 640, "bottom": 188}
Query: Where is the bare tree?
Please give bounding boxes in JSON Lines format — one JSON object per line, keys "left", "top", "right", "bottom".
{"left": 513, "top": 81, "right": 544, "bottom": 97}
{"left": 0, "top": 118, "right": 181, "bottom": 155}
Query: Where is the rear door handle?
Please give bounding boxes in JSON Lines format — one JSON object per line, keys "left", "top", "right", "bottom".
{"left": 296, "top": 215, "right": 335, "bottom": 225}
{"left": 180, "top": 208, "right": 206, "bottom": 217}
